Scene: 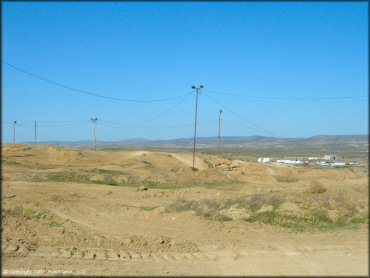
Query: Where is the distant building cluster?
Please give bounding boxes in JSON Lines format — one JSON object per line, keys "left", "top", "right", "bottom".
{"left": 257, "top": 154, "right": 364, "bottom": 167}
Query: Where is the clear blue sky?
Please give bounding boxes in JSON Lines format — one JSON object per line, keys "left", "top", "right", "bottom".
{"left": 2, "top": 2, "right": 368, "bottom": 142}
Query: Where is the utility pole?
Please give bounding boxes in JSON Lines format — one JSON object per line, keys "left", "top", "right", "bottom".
{"left": 191, "top": 85, "right": 203, "bottom": 170}
{"left": 13, "top": 121, "right": 17, "bottom": 145}
{"left": 91, "top": 118, "right": 98, "bottom": 150}
{"left": 34, "top": 121, "right": 37, "bottom": 144}
{"left": 218, "top": 109, "right": 222, "bottom": 154}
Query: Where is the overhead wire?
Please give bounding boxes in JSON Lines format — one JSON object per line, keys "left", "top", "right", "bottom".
{"left": 98, "top": 94, "right": 192, "bottom": 129}
{"left": 37, "top": 120, "right": 90, "bottom": 123}
{"left": 37, "top": 121, "right": 90, "bottom": 128}
{"left": 100, "top": 119, "right": 218, "bottom": 130}
{"left": 204, "top": 89, "right": 367, "bottom": 101}
{"left": 203, "top": 92, "right": 281, "bottom": 138}
{"left": 42, "top": 122, "right": 90, "bottom": 133}
{"left": 124, "top": 93, "right": 193, "bottom": 128}
{"left": 2, "top": 61, "right": 193, "bottom": 103}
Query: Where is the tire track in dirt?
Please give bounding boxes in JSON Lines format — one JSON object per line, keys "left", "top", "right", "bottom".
{"left": 277, "top": 246, "right": 326, "bottom": 275}
{"left": 29, "top": 246, "right": 219, "bottom": 263}
{"left": 2, "top": 238, "right": 36, "bottom": 257}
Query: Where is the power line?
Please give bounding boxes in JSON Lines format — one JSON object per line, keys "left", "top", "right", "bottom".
{"left": 203, "top": 92, "right": 281, "bottom": 138}
{"left": 37, "top": 120, "right": 90, "bottom": 123}
{"left": 37, "top": 121, "right": 90, "bottom": 128}
{"left": 2, "top": 121, "right": 32, "bottom": 127}
{"left": 46, "top": 122, "right": 90, "bottom": 133}
{"left": 100, "top": 119, "right": 218, "bottom": 130}
{"left": 125, "top": 93, "right": 192, "bottom": 128}
{"left": 205, "top": 89, "right": 366, "bottom": 101}
{"left": 2, "top": 61, "right": 192, "bottom": 103}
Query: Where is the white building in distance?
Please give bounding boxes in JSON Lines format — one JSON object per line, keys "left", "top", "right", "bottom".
{"left": 257, "top": 157, "right": 271, "bottom": 163}
{"left": 276, "top": 157, "right": 303, "bottom": 165}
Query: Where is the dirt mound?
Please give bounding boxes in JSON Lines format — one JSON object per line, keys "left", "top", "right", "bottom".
{"left": 2, "top": 144, "right": 82, "bottom": 165}
{"left": 203, "top": 156, "right": 245, "bottom": 171}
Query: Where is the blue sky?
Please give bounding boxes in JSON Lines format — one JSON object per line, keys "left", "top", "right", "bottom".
{"left": 2, "top": 2, "right": 368, "bottom": 142}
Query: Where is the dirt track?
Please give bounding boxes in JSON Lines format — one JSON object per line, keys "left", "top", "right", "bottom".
{"left": 2, "top": 144, "right": 368, "bottom": 276}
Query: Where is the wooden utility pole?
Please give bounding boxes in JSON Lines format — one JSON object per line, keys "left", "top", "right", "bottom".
{"left": 13, "top": 121, "right": 17, "bottom": 145}
{"left": 91, "top": 118, "right": 98, "bottom": 150}
{"left": 218, "top": 109, "right": 222, "bottom": 154}
{"left": 34, "top": 121, "right": 37, "bottom": 144}
{"left": 191, "top": 85, "right": 203, "bottom": 170}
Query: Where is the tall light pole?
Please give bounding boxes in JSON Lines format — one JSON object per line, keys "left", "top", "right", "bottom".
{"left": 191, "top": 85, "right": 203, "bottom": 170}
{"left": 91, "top": 118, "right": 98, "bottom": 150}
{"left": 218, "top": 109, "right": 222, "bottom": 154}
{"left": 13, "top": 121, "right": 17, "bottom": 145}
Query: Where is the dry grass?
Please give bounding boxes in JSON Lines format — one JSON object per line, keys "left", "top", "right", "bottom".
{"left": 275, "top": 176, "right": 299, "bottom": 183}
{"left": 166, "top": 190, "right": 368, "bottom": 232}
{"left": 309, "top": 180, "right": 327, "bottom": 194}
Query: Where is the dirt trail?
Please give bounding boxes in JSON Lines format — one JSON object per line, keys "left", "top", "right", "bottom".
{"left": 168, "top": 153, "right": 208, "bottom": 170}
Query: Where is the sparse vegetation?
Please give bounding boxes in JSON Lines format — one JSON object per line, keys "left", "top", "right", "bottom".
{"left": 166, "top": 191, "right": 368, "bottom": 232}
{"left": 275, "top": 176, "right": 299, "bottom": 183}
{"left": 47, "top": 221, "right": 64, "bottom": 227}
{"left": 9, "top": 207, "right": 44, "bottom": 220}
{"left": 309, "top": 180, "right": 327, "bottom": 194}
{"left": 121, "top": 204, "right": 158, "bottom": 211}
{"left": 245, "top": 209, "right": 367, "bottom": 232}
{"left": 96, "top": 168, "right": 126, "bottom": 175}
{"left": 166, "top": 198, "right": 232, "bottom": 221}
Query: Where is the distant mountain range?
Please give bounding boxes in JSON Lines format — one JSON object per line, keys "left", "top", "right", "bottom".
{"left": 21, "top": 135, "right": 368, "bottom": 154}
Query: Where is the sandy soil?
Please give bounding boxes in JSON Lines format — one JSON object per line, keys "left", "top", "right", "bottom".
{"left": 1, "top": 144, "right": 368, "bottom": 276}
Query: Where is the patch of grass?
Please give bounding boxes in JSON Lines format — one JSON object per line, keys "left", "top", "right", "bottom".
{"left": 32, "top": 172, "right": 121, "bottom": 186}
{"left": 10, "top": 207, "right": 44, "bottom": 220}
{"left": 140, "top": 206, "right": 158, "bottom": 211}
{"left": 96, "top": 168, "right": 125, "bottom": 175}
{"left": 142, "top": 160, "right": 155, "bottom": 168}
{"left": 170, "top": 166, "right": 180, "bottom": 172}
{"left": 275, "top": 176, "right": 299, "bottom": 183}
{"left": 2, "top": 160, "right": 51, "bottom": 170}
{"left": 246, "top": 210, "right": 279, "bottom": 225}
{"left": 121, "top": 204, "right": 158, "bottom": 211}
{"left": 47, "top": 221, "right": 63, "bottom": 227}
{"left": 200, "top": 180, "right": 245, "bottom": 189}
{"left": 245, "top": 208, "right": 368, "bottom": 232}
{"left": 137, "top": 183, "right": 191, "bottom": 189}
